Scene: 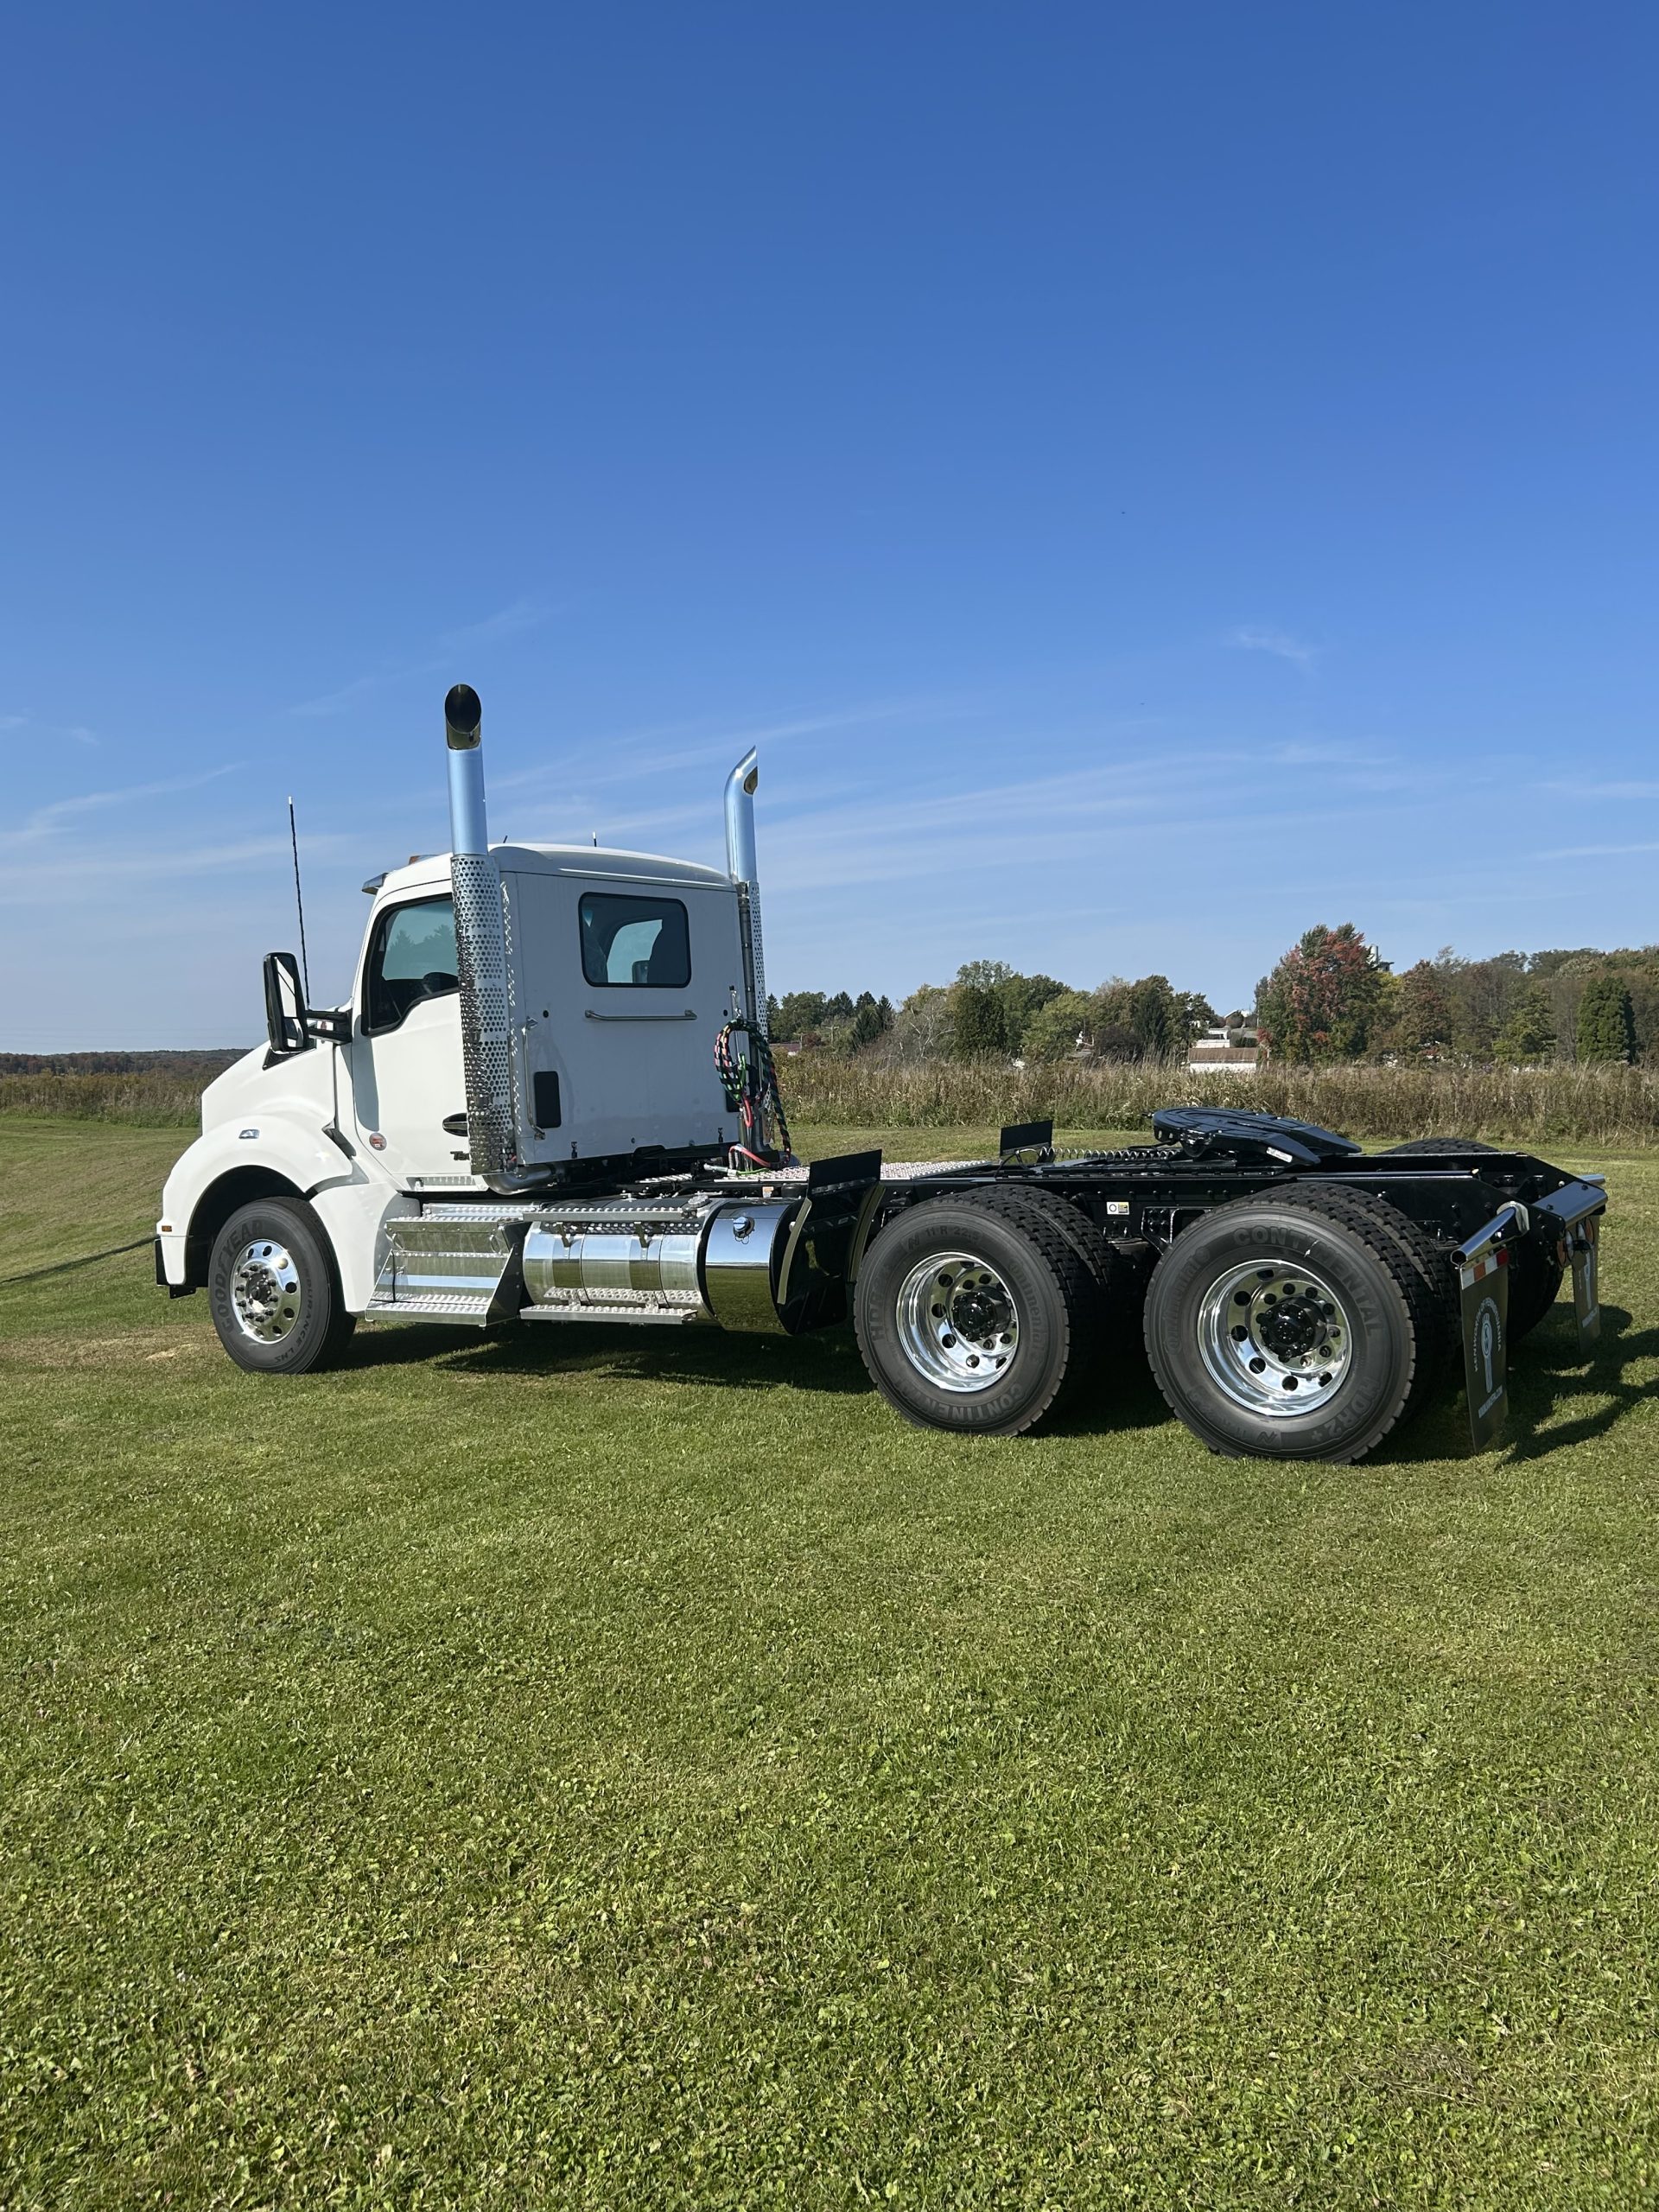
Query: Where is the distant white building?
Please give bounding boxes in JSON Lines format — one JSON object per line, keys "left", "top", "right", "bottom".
{"left": 1188, "top": 1022, "right": 1261, "bottom": 1074}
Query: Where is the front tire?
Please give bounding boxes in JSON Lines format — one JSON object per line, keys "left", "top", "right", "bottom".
{"left": 207, "top": 1198, "right": 357, "bottom": 1375}
{"left": 1144, "top": 1188, "right": 1444, "bottom": 1462}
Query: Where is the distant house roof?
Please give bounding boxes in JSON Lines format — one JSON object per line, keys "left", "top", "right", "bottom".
{"left": 1188, "top": 1027, "right": 1261, "bottom": 1072}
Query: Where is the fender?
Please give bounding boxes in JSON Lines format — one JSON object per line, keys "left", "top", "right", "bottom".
{"left": 157, "top": 1109, "right": 368, "bottom": 1290}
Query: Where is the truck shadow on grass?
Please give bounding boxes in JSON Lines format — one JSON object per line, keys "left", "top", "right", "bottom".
{"left": 343, "top": 1301, "right": 1656, "bottom": 1460}
{"left": 1399, "top": 1303, "right": 1659, "bottom": 1465}
{"left": 1503, "top": 1303, "right": 1659, "bottom": 1462}
{"left": 344, "top": 1317, "right": 1177, "bottom": 1434}
{"left": 347, "top": 1316, "right": 874, "bottom": 1398}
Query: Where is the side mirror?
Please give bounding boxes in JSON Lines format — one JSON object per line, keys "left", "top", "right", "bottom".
{"left": 263, "top": 951, "right": 308, "bottom": 1055}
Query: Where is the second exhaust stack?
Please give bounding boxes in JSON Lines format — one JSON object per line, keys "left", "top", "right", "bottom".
{"left": 724, "top": 747, "right": 768, "bottom": 1033}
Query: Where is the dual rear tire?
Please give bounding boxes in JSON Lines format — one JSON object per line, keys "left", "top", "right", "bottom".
{"left": 855, "top": 1182, "right": 1452, "bottom": 1463}
{"left": 1141, "top": 1187, "right": 1449, "bottom": 1463}
{"left": 854, "top": 1188, "right": 1120, "bottom": 1436}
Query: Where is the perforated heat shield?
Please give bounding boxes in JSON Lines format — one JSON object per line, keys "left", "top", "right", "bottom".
{"left": 451, "top": 852, "right": 519, "bottom": 1180}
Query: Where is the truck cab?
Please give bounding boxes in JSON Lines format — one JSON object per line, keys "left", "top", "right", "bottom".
{"left": 347, "top": 844, "right": 746, "bottom": 1192}
{"left": 156, "top": 693, "right": 779, "bottom": 1308}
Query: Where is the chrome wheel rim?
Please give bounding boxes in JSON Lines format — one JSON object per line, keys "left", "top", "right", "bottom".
{"left": 1197, "top": 1259, "right": 1352, "bottom": 1416}
{"left": 230, "top": 1239, "right": 304, "bottom": 1344}
{"left": 896, "top": 1250, "right": 1019, "bottom": 1393}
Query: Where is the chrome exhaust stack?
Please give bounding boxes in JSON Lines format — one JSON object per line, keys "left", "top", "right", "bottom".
{"left": 443, "top": 684, "right": 531, "bottom": 1190}
{"left": 444, "top": 683, "right": 487, "bottom": 853}
{"left": 723, "top": 748, "right": 768, "bottom": 1032}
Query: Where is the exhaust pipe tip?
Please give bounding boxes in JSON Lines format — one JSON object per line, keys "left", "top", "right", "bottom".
{"left": 444, "top": 683, "right": 483, "bottom": 750}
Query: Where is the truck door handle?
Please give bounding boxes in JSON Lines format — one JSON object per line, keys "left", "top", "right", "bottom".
{"left": 442, "top": 1112, "right": 468, "bottom": 1135}
{"left": 583, "top": 1008, "right": 698, "bottom": 1022}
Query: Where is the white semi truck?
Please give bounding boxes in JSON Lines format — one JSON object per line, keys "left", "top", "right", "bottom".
{"left": 157, "top": 686, "right": 1607, "bottom": 1463}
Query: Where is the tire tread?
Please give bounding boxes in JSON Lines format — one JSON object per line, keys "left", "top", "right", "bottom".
{"left": 1145, "top": 1183, "right": 1445, "bottom": 1463}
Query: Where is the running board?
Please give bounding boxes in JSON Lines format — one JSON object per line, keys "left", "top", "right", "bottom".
{"left": 518, "top": 1305, "right": 701, "bottom": 1326}
{"left": 367, "top": 1213, "right": 519, "bottom": 1323}
{"left": 363, "top": 1288, "right": 496, "bottom": 1322}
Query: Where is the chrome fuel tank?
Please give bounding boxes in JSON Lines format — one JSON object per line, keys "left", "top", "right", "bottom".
{"left": 520, "top": 1197, "right": 795, "bottom": 1331}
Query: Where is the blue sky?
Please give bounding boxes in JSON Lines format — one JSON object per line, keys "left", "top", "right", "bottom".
{"left": 3, "top": 3, "right": 1656, "bottom": 1048}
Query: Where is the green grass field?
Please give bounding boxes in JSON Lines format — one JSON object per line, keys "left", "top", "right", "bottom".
{"left": 3, "top": 1117, "right": 1657, "bottom": 2209}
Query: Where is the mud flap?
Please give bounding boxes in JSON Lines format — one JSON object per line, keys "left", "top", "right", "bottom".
{"left": 1570, "top": 1212, "right": 1602, "bottom": 1348}
{"left": 1459, "top": 1249, "right": 1510, "bottom": 1451}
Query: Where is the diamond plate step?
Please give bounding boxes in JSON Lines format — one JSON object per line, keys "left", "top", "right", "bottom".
{"left": 363, "top": 1289, "right": 495, "bottom": 1320}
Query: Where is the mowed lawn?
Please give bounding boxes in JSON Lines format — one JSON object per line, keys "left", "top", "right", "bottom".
{"left": 2, "top": 1117, "right": 1657, "bottom": 2210}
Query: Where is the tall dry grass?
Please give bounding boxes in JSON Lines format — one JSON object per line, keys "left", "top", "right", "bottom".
{"left": 6, "top": 1055, "right": 1657, "bottom": 1146}
{"left": 779, "top": 1054, "right": 1659, "bottom": 1147}
{"left": 0, "top": 1071, "right": 207, "bottom": 1127}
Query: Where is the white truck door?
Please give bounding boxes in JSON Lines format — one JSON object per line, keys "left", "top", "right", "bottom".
{"left": 347, "top": 892, "right": 472, "bottom": 1188}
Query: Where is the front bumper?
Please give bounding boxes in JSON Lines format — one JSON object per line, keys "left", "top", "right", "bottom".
{"left": 155, "top": 1228, "right": 193, "bottom": 1296}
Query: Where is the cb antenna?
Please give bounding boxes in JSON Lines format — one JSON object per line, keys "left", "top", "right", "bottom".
{"left": 288, "top": 796, "right": 312, "bottom": 1003}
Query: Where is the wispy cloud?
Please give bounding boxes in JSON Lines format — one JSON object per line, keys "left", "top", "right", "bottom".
{"left": 0, "top": 765, "right": 240, "bottom": 849}
{"left": 1226, "top": 626, "right": 1321, "bottom": 673}
{"left": 490, "top": 697, "right": 964, "bottom": 797}
{"left": 441, "top": 599, "right": 547, "bottom": 651}
{"left": 1531, "top": 838, "right": 1659, "bottom": 861}
{"left": 1, "top": 714, "right": 99, "bottom": 747}
{"left": 0, "top": 833, "right": 352, "bottom": 907}
{"left": 290, "top": 597, "right": 556, "bottom": 717}
{"left": 1537, "top": 779, "right": 1659, "bottom": 801}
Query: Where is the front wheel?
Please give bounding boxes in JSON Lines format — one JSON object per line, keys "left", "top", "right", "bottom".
{"left": 207, "top": 1198, "right": 357, "bottom": 1374}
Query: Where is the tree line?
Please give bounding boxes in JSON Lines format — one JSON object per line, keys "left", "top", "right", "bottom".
{"left": 1255, "top": 925, "right": 1658, "bottom": 1065}
{"left": 773, "top": 930, "right": 1659, "bottom": 1070}
{"left": 0, "top": 1049, "right": 243, "bottom": 1077}
{"left": 771, "top": 963, "right": 1221, "bottom": 1063}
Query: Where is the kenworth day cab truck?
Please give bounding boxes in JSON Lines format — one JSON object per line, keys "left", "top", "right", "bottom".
{"left": 157, "top": 686, "right": 1607, "bottom": 1463}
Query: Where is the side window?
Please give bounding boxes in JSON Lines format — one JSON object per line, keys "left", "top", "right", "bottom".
{"left": 579, "top": 893, "right": 691, "bottom": 988}
{"left": 364, "top": 895, "right": 459, "bottom": 1033}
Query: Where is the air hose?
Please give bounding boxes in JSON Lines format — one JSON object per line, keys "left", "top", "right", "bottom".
{"left": 714, "top": 1018, "right": 794, "bottom": 1166}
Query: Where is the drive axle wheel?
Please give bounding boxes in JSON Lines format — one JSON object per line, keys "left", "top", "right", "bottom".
{"left": 1144, "top": 1187, "right": 1444, "bottom": 1463}
{"left": 855, "top": 1192, "right": 1100, "bottom": 1435}
{"left": 207, "top": 1198, "right": 356, "bottom": 1375}
{"left": 1196, "top": 1257, "right": 1355, "bottom": 1415}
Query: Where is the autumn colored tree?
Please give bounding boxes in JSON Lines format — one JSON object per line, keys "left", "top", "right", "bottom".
{"left": 1255, "top": 923, "right": 1390, "bottom": 1062}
